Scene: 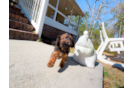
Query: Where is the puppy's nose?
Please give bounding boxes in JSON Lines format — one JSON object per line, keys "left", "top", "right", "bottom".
{"left": 66, "top": 41, "right": 69, "bottom": 44}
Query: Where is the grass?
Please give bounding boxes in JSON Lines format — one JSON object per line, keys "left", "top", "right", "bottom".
{"left": 70, "top": 48, "right": 75, "bottom": 53}
{"left": 36, "top": 38, "right": 43, "bottom": 42}
{"left": 97, "top": 60, "right": 124, "bottom": 88}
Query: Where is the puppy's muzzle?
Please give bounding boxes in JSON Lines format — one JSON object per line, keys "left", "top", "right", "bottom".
{"left": 61, "top": 43, "right": 68, "bottom": 47}
{"left": 61, "top": 40, "right": 71, "bottom": 47}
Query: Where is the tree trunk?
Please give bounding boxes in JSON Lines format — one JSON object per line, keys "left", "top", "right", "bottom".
{"left": 102, "top": 7, "right": 106, "bottom": 22}
{"left": 88, "top": 0, "right": 97, "bottom": 34}
{"left": 86, "top": 0, "right": 91, "bottom": 12}
{"left": 90, "top": 0, "right": 105, "bottom": 38}
{"left": 119, "top": 21, "right": 122, "bottom": 37}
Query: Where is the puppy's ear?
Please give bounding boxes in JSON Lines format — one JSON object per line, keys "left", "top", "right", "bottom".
{"left": 69, "top": 35, "right": 75, "bottom": 47}
{"left": 71, "top": 39, "right": 75, "bottom": 47}
{"left": 55, "top": 35, "right": 61, "bottom": 47}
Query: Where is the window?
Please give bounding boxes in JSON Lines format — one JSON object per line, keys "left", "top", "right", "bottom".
{"left": 46, "top": 6, "right": 55, "bottom": 19}
{"left": 56, "top": 13, "right": 70, "bottom": 26}
{"left": 47, "top": 0, "right": 79, "bottom": 31}
{"left": 49, "top": 0, "right": 57, "bottom": 8}
{"left": 56, "top": 13, "right": 64, "bottom": 24}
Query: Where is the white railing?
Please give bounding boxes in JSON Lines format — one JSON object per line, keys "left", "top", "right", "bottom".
{"left": 108, "top": 41, "right": 124, "bottom": 58}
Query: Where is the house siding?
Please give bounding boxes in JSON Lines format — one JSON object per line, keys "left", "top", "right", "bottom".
{"left": 42, "top": 24, "right": 77, "bottom": 44}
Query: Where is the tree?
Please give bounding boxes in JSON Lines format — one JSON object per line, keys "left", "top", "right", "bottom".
{"left": 92, "top": 29, "right": 100, "bottom": 49}
{"left": 86, "top": 0, "right": 98, "bottom": 34}
{"left": 71, "top": 11, "right": 90, "bottom": 36}
{"left": 83, "top": 11, "right": 89, "bottom": 30}
{"left": 111, "top": 2, "right": 124, "bottom": 37}
{"left": 90, "top": 0, "right": 105, "bottom": 38}
{"left": 73, "top": 0, "right": 123, "bottom": 49}
{"left": 86, "top": 0, "right": 115, "bottom": 38}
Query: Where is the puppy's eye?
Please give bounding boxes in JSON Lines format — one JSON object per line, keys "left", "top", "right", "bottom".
{"left": 62, "top": 38, "right": 65, "bottom": 40}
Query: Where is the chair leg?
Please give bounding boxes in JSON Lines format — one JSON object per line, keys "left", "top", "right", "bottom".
{"left": 117, "top": 51, "right": 122, "bottom": 59}
{"left": 96, "top": 42, "right": 103, "bottom": 54}
{"left": 97, "top": 40, "right": 108, "bottom": 58}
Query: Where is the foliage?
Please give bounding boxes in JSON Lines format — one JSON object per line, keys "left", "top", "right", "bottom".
{"left": 71, "top": 12, "right": 90, "bottom": 36}
{"left": 111, "top": 2, "right": 124, "bottom": 37}
{"left": 70, "top": 48, "right": 75, "bottom": 53}
{"left": 37, "top": 38, "right": 42, "bottom": 42}
{"left": 71, "top": 0, "right": 124, "bottom": 50}
{"left": 106, "top": 29, "right": 115, "bottom": 38}
{"left": 33, "top": 31, "right": 37, "bottom": 34}
{"left": 92, "top": 29, "right": 101, "bottom": 49}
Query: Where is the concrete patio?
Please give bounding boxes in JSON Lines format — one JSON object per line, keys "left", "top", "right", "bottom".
{"left": 9, "top": 40, "right": 103, "bottom": 88}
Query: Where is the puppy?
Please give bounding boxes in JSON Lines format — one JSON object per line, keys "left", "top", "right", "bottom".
{"left": 47, "top": 33, "right": 75, "bottom": 68}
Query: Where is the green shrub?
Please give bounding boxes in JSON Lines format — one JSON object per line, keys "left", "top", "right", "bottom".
{"left": 104, "top": 71, "right": 109, "bottom": 77}
{"left": 37, "top": 38, "right": 42, "bottom": 42}
{"left": 94, "top": 46, "right": 99, "bottom": 50}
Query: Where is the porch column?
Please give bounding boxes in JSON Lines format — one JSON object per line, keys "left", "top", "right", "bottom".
{"left": 75, "top": 16, "right": 81, "bottom": 42}
{"left": 35, "top": 0, "right": 49, "bottom": 38}
{"left": 68, "top": 7, "right": 74, "bottom": 27}
{"left": 77, "top": 16, "right": 81, "bottom": 34}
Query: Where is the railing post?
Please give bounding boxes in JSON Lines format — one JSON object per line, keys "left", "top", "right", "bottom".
{"left": 35, "top": 0, "right": 49, "bottom": 38}
{"left": 75, "top": 16, "right": 81, "bottom": 42}
{"left": 97, "top": 40, "right": 109, "bottom": 58}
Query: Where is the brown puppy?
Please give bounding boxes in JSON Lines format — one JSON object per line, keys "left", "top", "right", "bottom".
{"left": 47, "top": 33, "right": 75, "bottom": 68}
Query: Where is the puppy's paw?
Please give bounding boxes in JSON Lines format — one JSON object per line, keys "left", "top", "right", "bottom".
{"left": 56, "top": 57, "right": 60, "bottom": 59}
{"left": 47, "top": 63, "right": 54, "bottom": 67}
{"left": 59, "top": 64, "right": 64, "bottom": 68}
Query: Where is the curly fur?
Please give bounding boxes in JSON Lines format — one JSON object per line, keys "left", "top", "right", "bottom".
{"left": 47, "top": 33, "right": 75, "bottom": 68}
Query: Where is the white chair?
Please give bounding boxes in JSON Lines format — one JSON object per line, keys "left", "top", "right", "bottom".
{"left": 96, "top": 22, "right": 124, "bottom": 68}
{"left": 108, "top": 41, "right": 124, "bottom": 58}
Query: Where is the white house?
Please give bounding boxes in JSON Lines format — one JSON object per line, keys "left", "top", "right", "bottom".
{"left": 14, "top": 0, "right": 84, "bottom": 43}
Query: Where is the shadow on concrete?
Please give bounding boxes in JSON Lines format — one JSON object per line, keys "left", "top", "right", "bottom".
{"left": 58, "top": 56, "right": 99, "bottom": 73}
